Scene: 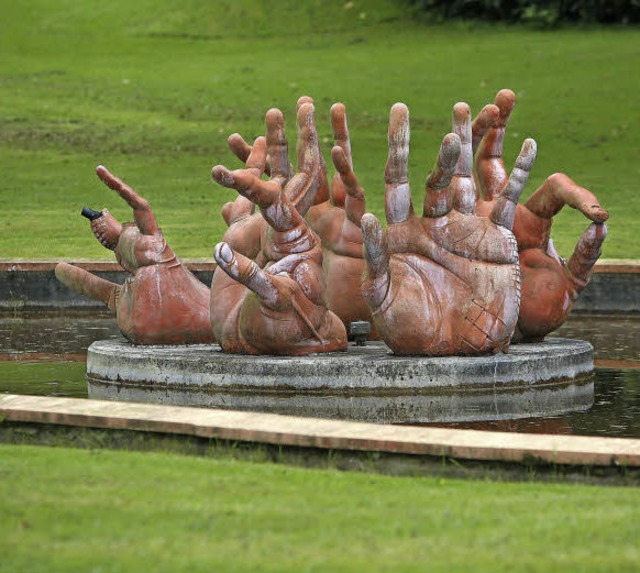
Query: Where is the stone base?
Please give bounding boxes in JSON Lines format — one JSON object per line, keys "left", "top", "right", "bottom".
{"left": 86, "top": 338, "right": 595, "bottom": 424}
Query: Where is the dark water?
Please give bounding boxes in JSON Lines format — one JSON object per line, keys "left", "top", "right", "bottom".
{"left": 0, "top": 311, "right": 638, "bottom": 437}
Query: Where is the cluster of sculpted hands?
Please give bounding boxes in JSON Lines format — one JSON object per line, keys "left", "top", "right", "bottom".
{"left": 56, "top": 90, "right": 608, "bottom": 356}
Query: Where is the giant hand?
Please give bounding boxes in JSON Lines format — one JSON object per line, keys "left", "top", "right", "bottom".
{"left": 360, "top": 103, "right": 535, "bottom": 356}
{"left": 471, "top": 90, "right": 608, "bottom": 342}
{"left": 210, "top": 105, "right": 347, "bottom": 356}
{"left": 55, "top": 166, "right": 213, "bottom": 345}
{"left": 222, "top": 96, "right": 325, "bottom": 263}
{"left": 229, "top": 99, "right": 373, "bottom": 334}
{"left": 305, "top": 103, "right": 372, "bottom": 331}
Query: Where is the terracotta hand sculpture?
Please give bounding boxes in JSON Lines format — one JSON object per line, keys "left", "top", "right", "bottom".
{"left": 223, "top": 96, "right": 324, "bottom": 263}
{"left": 210, "top": 103, "right": 347, "bottom": 355}
{"left": 305, "top": 103, "right": 373, "bottom": 332}
{"left": 55, "top": 166, "right": 213, "bottom": 345}
{"left": 360, "top": 103, "right": 536, "bottom": 356}
{"left": 471, "top": 90, "right": 608, "bottom": 341}
{"left": 228, "top": 98, "right": 373, "bottom": 334}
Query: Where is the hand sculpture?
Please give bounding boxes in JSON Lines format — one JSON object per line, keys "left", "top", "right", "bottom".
{"left": 222, "top": 96, "right": 325, "bottom": 263}
{"left": 305, "top": 103, "right": 373, "bottom": 332}
{"left": 55, "top": 166, "right": 213, "bottom": 345}
{"left": 228, "top": 98, "right": 373, "bottom": 335}
{"left": 471, "top": 90, "right": 608, "bottom": 342}
{"left": 360, "top": 103, "right": 536, "bottom": 356}
{"left": 210, "top": 103, "right": 347, "bottom": 355}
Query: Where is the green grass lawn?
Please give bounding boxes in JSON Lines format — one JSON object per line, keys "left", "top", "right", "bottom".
{"left": 1, "top": 0, "right": 638, "bottom": 259}
{"left": 1, "top": 443, "right": 639, "bottom": 572}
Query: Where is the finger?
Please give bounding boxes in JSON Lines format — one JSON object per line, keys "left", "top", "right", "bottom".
{"left": 296, "top": 95, "right": 314, "bottom": 111}
{"left": 567, "top": 223, "right": 607, "bottom": 293}
{"left": 296, "top": 102, "right": 321, "bottom": 175}
{"left": 329, "top": 102, "right": 353, "bottom": 207}
{"left": 283, "top": 171, "right": 313, "bottom": 210}
{"left": 524, "top": 172, "right": 609, "bottom": 222}
{"left": 495, "top": 89, "right": 516, "bottom": 128}
{"left": 244, "top": 136, "right": 267, "bottom": 178}
{"left": 55, "top": 262, "right": 120, "bottom": 311}
{"left": 332, "top": 145, "right": 365, "bottom": 225}
{"left": 450, "top": 102, "right": 477, "bottom": 214}
{"left": 476, "top": 89, "right": 516, "bottom": 200}
{"left": 361, "top": 213, "right": 390, "bottom": 308}
{"left": 214, "top": 242, "right": 280, "bottom": 309}
{"left": 471, "top": 104, "right": 499, "bottom": 153}
{"left": 213, "top": 164, "right": 307, "bottom": 233}
{"left": 423, "top": 133, "right": 461, "bottom": 218}
{"left": 228, "top": 133, "right": 273, "bottom": 177}
{"left": 96, "top": 165, "right": 158, "bottom": 235}
{"left": 294, "top": 101, "right": 326, "bottom": 214}
{"left": 221, "top": 197, "right": 255, "bottom": 226}
{"left": 331, "top": 103, "right": 353, "bottom": 168}
{"left": 265, "top": 108, "right": 290, "bottom": 184}
{"left": 385, "top": 103, "right": 413, "bottom": 224}
{"left": 96, "top": 165, "right": 145, "bottom": 209}
{"left": 453, "top": 102, "right": 472, "bottom": 177}
{"left": 489, "top": 138, "right": 537, "bottom": 230}
{"left": 227, "top": 133, "right": 252, "bottom": 163}
{"left": 90, "top": 209, "right": 123, "bottom": 250}
{"left": 212, "top": 165, "right": 280, "bottom": 209}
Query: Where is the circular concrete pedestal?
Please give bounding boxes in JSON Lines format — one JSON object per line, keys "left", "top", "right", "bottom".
{"left": 86, "top": 338, "right": 594, "bottom": 424}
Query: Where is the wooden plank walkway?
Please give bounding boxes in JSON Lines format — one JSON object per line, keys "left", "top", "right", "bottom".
{"left": 2, "top": 394, "right": 639, "bottom": 467}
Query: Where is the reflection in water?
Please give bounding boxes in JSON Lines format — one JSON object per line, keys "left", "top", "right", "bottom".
{"left": 555, "top": 314, "right": 640, "bottom": 363}
{"left": 0, "top": 311, "right": 638, "bottom": 437}
{"left": 429, "top": 369, "right": 640, "bottom": 438}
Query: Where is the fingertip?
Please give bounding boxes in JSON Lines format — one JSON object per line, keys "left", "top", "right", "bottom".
{"left": 331, "top": 102, "right": 346, "bottom": 126}
{"left": 390, "top": 102, "right": 409, "bottom": 122}
{"left": 95, "top": 165, "right": 110, "bottom": 180}
{"left": 453, "top": 102, "right": 471, "bottom": 124}
{"left": 214, "top": 242, "right": 234, "bottom": 265}
{"left": 331, "top": 145, "right": 348, "bottom": 172}
{"left": 266, "top": 107, "right": 283, "bottom": 121}
{"left": 361, "top": 212, "right": 380, "bottom": 234}
{"left": 589, "top": 206, "right": 609, "bottom": 224}
{"left": 495, "top": 89, "right": 516, "bottom": 123}
{"left": 477, "top": 104, "right": 500, "bottom": 127}
{"left": 212, "top": 165, "right": 233, "bottom": 187}
{"left": 296, "top": 101, "right": 315, "bottom": 124}
{"left": 388, "top": 103, "right": 410, "bottom": 143}
{"left": 495, "top": 88, "right": 516, "bottom": 107}
{"left": 253, "top": 136, "right": 267, "bottom": 152}
{"left": 440, "top": 132, "right": 461, "bottom": 169}
{"left": 297, "top": 95, "right": 314, "bottom": 110}
{"left": 266, "top": 108, "right": 285, "bottom": 134}
{"left": 516, "top": 138, "right": 537, "bottom": 171}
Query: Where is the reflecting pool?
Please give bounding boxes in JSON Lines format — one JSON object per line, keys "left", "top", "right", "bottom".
{"left": 0, "top": 311, "right": 638, "bottom": 437}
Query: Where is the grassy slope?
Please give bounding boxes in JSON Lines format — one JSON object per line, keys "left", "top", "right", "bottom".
{"left": 0, "top": 0, "right": 638, "bottom": 259}
{"left": 1, "top": 444, "right": 639, "bottom": 572}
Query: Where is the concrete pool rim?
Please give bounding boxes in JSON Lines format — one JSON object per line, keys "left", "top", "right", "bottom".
{"left": 85, "top": 338, "right": 595, "bottom": 424}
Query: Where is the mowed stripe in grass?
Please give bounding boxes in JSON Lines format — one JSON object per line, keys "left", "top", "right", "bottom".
{"left": 1, "top": 443, "right": 639, "bottom": 572}
{"left": 0, "top": 0, "right": 638, "bottom": 259}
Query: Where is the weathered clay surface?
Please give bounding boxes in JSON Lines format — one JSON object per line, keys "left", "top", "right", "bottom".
{"left": 357, "top": 103, "right": 531, "bottom": 356}
{"left": 210, "top": 103, "right": 347, "bottom": 355}
{"left": 56, "top": 90, "right": 608, "bottom": 355}
{"left": 228, "top": 99, "right": 375, "bottom": 335}
{"left": 55, "top": 166, "right": 213, "bottom": 345}
{"left": 471, "top": 90, "right": 608, "bottom": 341}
